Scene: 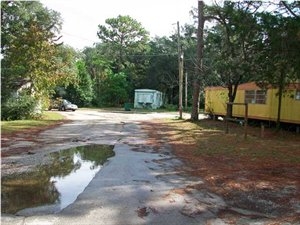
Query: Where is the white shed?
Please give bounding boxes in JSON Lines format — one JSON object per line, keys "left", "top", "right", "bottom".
{"left": 134, "top": 89, "right": 163, "bottom": 109}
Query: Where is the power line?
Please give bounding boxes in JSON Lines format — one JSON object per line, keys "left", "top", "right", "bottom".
{"left": 125, "top": 53, "right": 177, "bottom": 57}
{"left": 61, "top": 31, "right": 98, "bottom": 43}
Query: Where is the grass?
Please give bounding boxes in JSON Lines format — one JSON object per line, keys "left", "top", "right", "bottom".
{"left": 1, "top": 111, "right": 65, "bottom": 134}
{"left": 161, "top": 119, "right": 300, "bottom": 164}
{"left": 142, "top": 119, "right": 300, "bottom": 223}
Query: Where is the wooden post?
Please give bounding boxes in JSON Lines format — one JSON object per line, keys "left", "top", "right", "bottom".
{"left": 225, "top": 102, "right": 248, "bottom": 139}
{"left": 179, "top": 51, "right": 183, "bottom": 119}
{"left": 185, "top": 72, "right": 188, "bottom": 110}
{"left": 261, "top": 123, "right": 265, "bottom": 138}
{"left": 177, "top": 21, "right": 183, "bottom": 119}
{"left": 225, "top": 102, "right": 229, "bottom": 134}
{"left": 244, "top": 103, "right": 248, "bottom": 140}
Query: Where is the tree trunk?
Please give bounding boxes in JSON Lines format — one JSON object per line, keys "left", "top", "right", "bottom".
{"left": 277, "top": 86, "right": 282, "bottom": 129}
{"left": 191, "top": 0, "right": 204, "bottom": 121}
{"left": 276, "top": 70, "right": 285, "bottom": 130}
{"left": 226, "top": 84, "right": 238, "bottom": 118}
{"left": 191, "top": 81, "right": 200, "bottom": 120}
{"left": 226, "top": 85, "right": 233, "bottom": 118}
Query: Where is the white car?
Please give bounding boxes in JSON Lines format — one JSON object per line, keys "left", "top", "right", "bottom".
{"left": 60, "top": 99, "right": 78, "bottom": 111}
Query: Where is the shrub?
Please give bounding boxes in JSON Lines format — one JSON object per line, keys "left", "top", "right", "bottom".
{"left": 1, "top": 94, "right": 38, "bottom": 121}
{"left": 160, "top": 104, "right": 178, "bottom": 111}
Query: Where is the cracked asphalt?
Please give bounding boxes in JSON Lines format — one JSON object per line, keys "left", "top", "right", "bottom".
{"left": 1, "top": 109, "right": 227, "bottom": 225}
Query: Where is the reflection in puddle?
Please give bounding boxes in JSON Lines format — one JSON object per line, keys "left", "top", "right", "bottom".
{"left": 1, "top": 145, "right": 114, "bottom": 214}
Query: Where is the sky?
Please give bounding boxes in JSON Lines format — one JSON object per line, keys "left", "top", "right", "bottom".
{"left": 41, "top": 0, "right": 197, "bottom": 50}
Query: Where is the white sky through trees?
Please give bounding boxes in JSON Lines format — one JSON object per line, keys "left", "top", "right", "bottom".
{"left": 41, "top": 0, "right": 198, "bottom": 50}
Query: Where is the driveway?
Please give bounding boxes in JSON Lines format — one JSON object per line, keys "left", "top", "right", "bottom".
{"left": 1, "top": 109, "right": 226, "bottom": 225}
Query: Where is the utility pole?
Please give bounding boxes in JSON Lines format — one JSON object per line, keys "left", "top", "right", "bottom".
{"left": 185, "top": 72, "right": 188, "bottom": 110}
{"left": 177, "top": 21, "right": 183, "bottom": 119}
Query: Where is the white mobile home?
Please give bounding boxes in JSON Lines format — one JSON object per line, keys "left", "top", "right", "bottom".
{"left": 134, "top": 89, "right": 163, "bottom": 109}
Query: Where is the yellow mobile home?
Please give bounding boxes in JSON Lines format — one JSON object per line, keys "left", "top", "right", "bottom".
{"left": 205, "top": 82, "right": 300, "bottom": 124}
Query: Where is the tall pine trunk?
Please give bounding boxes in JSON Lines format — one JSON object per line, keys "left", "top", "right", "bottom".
{"left": 191, "top": 0, "right": 204, "bottom": 121}
{"left": 276, "top": 69, "right": 285, "bottom": 130}
{"left": 277, "top": 84, "right": 283, "bottom": 130}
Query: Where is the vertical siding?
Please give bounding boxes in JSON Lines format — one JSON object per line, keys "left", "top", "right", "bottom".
{"left": 205, "top": 84, "right": 300, "bottom": 124}
{"left": 205, "top": 88, "right": 228, "bottom": 116}
{"left": 269, "top": 89, "right": 300, "bottom": 123}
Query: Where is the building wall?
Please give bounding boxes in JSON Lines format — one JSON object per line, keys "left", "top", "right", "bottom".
{"left": 205, "top": 83, "right": 300, "bottom": 124}
{"left": 134, "top": 89, "right": 163, "bottom": 109}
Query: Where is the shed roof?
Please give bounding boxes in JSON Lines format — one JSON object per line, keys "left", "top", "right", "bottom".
{"left": 135, "top": 89, "right": 160, "bottom": 92}
{"left": 205, "top": 82, "right": 300, "bottom": 91}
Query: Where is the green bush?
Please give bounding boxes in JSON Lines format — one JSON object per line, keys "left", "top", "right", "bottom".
{"left": 160, "top": 104, "right": 178, "bottom": 111}
{"left": 1, "top": 94, "right": 38, "bottom": 121}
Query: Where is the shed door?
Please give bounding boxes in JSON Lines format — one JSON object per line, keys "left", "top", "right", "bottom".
{"left": 138, "top": 93, "right": 153, "bottom": 103}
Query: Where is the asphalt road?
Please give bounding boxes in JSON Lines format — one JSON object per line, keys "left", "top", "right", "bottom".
{"left": 2, "top": 109, "right": 227, "bottom": 225}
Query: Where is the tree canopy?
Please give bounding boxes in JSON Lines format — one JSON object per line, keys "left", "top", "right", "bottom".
{"left": 1, "top": 1, "right": 78, "bottom": 119}
{"left": 188, "top": 1, "right": 300, "bottom": 122}
{"left": 2, "top": 1, "right": 299, "bottom": 126}
{"left": 1, "top": 1, "right": 77, "bottom": 101}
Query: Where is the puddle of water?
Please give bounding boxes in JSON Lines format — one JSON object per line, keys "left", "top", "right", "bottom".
{"left": 1, "top": 144, "right": 114, "bottom": 214}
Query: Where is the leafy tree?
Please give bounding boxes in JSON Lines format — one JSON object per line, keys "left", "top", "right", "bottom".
{"left": 1, "top": 1, "right": 77, "bottom": 111}
{"left": 99, "top": 72, "right": 129, "bottom": 106}
{"left": 64, "top": 60, "right": 94, "bottom": 107}
{"left": 254, "top": 9, "right": 300, "bottom": 128}
{"left": 277, "top": 1, "right": 300, "bottom": 18}
{"left": 97, "top": 15, "right": 149, "bottom": 70}
{"left": 202, "top": 1, "right": 262, "bottom": 118}
{"left": 144, "top": 24, "right": 198, "bottom": 107}
{"left": 192, "top": 1, "right": 299, "bottom": 126}
{"left": 82, "top": 45, "right": 130, "bottom": 106}
{"left": 144, "top": 36, "right": 178, "bottom": 104}
{"left": 97, "top": 15, "right": 150, "bottom": 96}
{"left": 83, "top": 45, "right": 113, "bottom": 106}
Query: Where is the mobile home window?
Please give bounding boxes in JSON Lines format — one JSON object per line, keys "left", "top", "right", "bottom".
{"left": 245, "top": 90, "right": 255, "bottom": 103}
{"left": 296, "top": 90, "right": 300, "bottom": 100}
{"left": 245, "top": 90, "right": 266, "bottom": 104}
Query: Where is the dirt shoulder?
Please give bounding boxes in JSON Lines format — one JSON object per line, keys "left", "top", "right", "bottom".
{"left": 1, "top": 120, "right": 71, "bottom": 157}
{"left": 142, "top": 119, "right": 300, "bottom": 224}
